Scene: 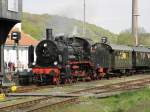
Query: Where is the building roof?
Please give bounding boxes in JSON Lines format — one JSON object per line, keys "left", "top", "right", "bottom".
{"left": 5, "top": 32, "right": 39, "bottom": 46}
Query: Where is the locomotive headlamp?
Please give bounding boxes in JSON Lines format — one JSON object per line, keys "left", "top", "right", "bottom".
{"left": 44, "top": 43, "right": 47, "bottom": 47}
{"left": 54, "top": 61, "right": 58, "bottom": 65}
{"left": 32, "top": 62, "right": 36, "bottom": 66}
{"left": 101, "top": 37, "right": 107, "bottom": 43}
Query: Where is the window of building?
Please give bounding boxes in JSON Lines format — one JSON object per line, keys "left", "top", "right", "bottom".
{"left": 8, "top": 0, "right": 18, "bottom": 12}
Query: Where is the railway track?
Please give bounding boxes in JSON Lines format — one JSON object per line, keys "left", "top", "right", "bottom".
{"left": 16, "top": 74, "right": 150, "bottom": 93}
{"left": 16, "top": 79, "right": 94, "bottom": 93}
{"left": 16, "top": 85, "right": 55, "bottom": 93}
{"left": 16, "top": 77, "right": 121, "bottom": 93}
{"left": 0, "top": 77, "right": 150, "bottom": 112}
{"left": 16, "top": 83, "right": 82, "bottom": 93}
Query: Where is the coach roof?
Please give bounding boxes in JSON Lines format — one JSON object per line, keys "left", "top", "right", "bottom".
{"left": 133, "top": 46, "right": 150, "bottom": 53}
{"left": 105, "top": 43, "right": 133, "bottom": 51}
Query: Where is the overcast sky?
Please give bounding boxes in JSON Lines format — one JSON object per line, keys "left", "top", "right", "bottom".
{"left": 23, "top": 0, "right": 150, "bottom": 33}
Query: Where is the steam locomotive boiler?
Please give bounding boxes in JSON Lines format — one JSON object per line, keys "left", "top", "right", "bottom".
{"left": 66, "top": 37, "right": 97, "bottom": 82}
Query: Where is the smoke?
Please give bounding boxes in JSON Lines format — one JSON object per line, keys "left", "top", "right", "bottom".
{"left": 72, "top": 26, "right": 78, "bottom": 36}
{"left": 56, "top": 1, "right": 83, "bottom": 20}
{"left": 47, "top": 15, "right": 76, "bottom": 36}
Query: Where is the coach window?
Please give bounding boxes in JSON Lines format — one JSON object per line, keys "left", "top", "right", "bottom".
{"left": 115, "top": 51, "right": 120, "bottom": 59}
{"left": 115, "top": 51, "right": 119, "bottom": 56}
{"left": 119, "top": 52, "right": 123, "bottom": 59}
{"left": 145, "top": 53, "right": 148, "bottom": 59}
{"left": 124, "top": 52, "right": 129, "bottom": 59}
{"left": 120, "top": 52, "right": 128, "bottom": 60}
{"left": 147, "top": 53, "right": 150, "bottom": 59}
{"left": 137, "top": 52, "right": 141, "bottom": 59}
{"left": 141, "top": 53, "right": 145, "bottom": 59}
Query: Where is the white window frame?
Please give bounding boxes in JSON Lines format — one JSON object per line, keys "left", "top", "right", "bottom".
{"left": 8, "top": 0, "right": 18, "bottom": 12}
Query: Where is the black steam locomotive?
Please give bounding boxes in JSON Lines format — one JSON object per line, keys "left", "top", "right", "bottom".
{"left": 28, "top": 29, "right": 99, "bottom": 85}
{"left": 27, "top": 29, "right": 150, "bottom": 85}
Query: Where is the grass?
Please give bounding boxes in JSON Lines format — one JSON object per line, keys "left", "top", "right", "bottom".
{"left": 47, "top": 87, "right": 150, "bottom": 112}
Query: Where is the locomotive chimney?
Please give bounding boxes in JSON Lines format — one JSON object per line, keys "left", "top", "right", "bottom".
{"left": 46, "top": 29, "right": 54, "bottom": 40}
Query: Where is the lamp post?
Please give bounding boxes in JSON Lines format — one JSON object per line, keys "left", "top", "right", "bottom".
{"left": 11, "top": 31, "right": 21, "bottom": 80}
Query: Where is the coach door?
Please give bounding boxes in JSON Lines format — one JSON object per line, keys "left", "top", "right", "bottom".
{"left": 132, "top": 51, "right": 136, "bottom": 68}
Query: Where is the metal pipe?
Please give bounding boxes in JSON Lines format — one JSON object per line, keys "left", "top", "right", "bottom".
{"left": 83, "top": 0, "right": 86, "bottom": 37}
{"left": 132, "top": 0, "right": 140, "bottom": 46}
{"left": 16, "top": 42, "right": 19, "bottom": 72}
{"left": 0, "top": 45, "right": 4, "bottom": 86}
